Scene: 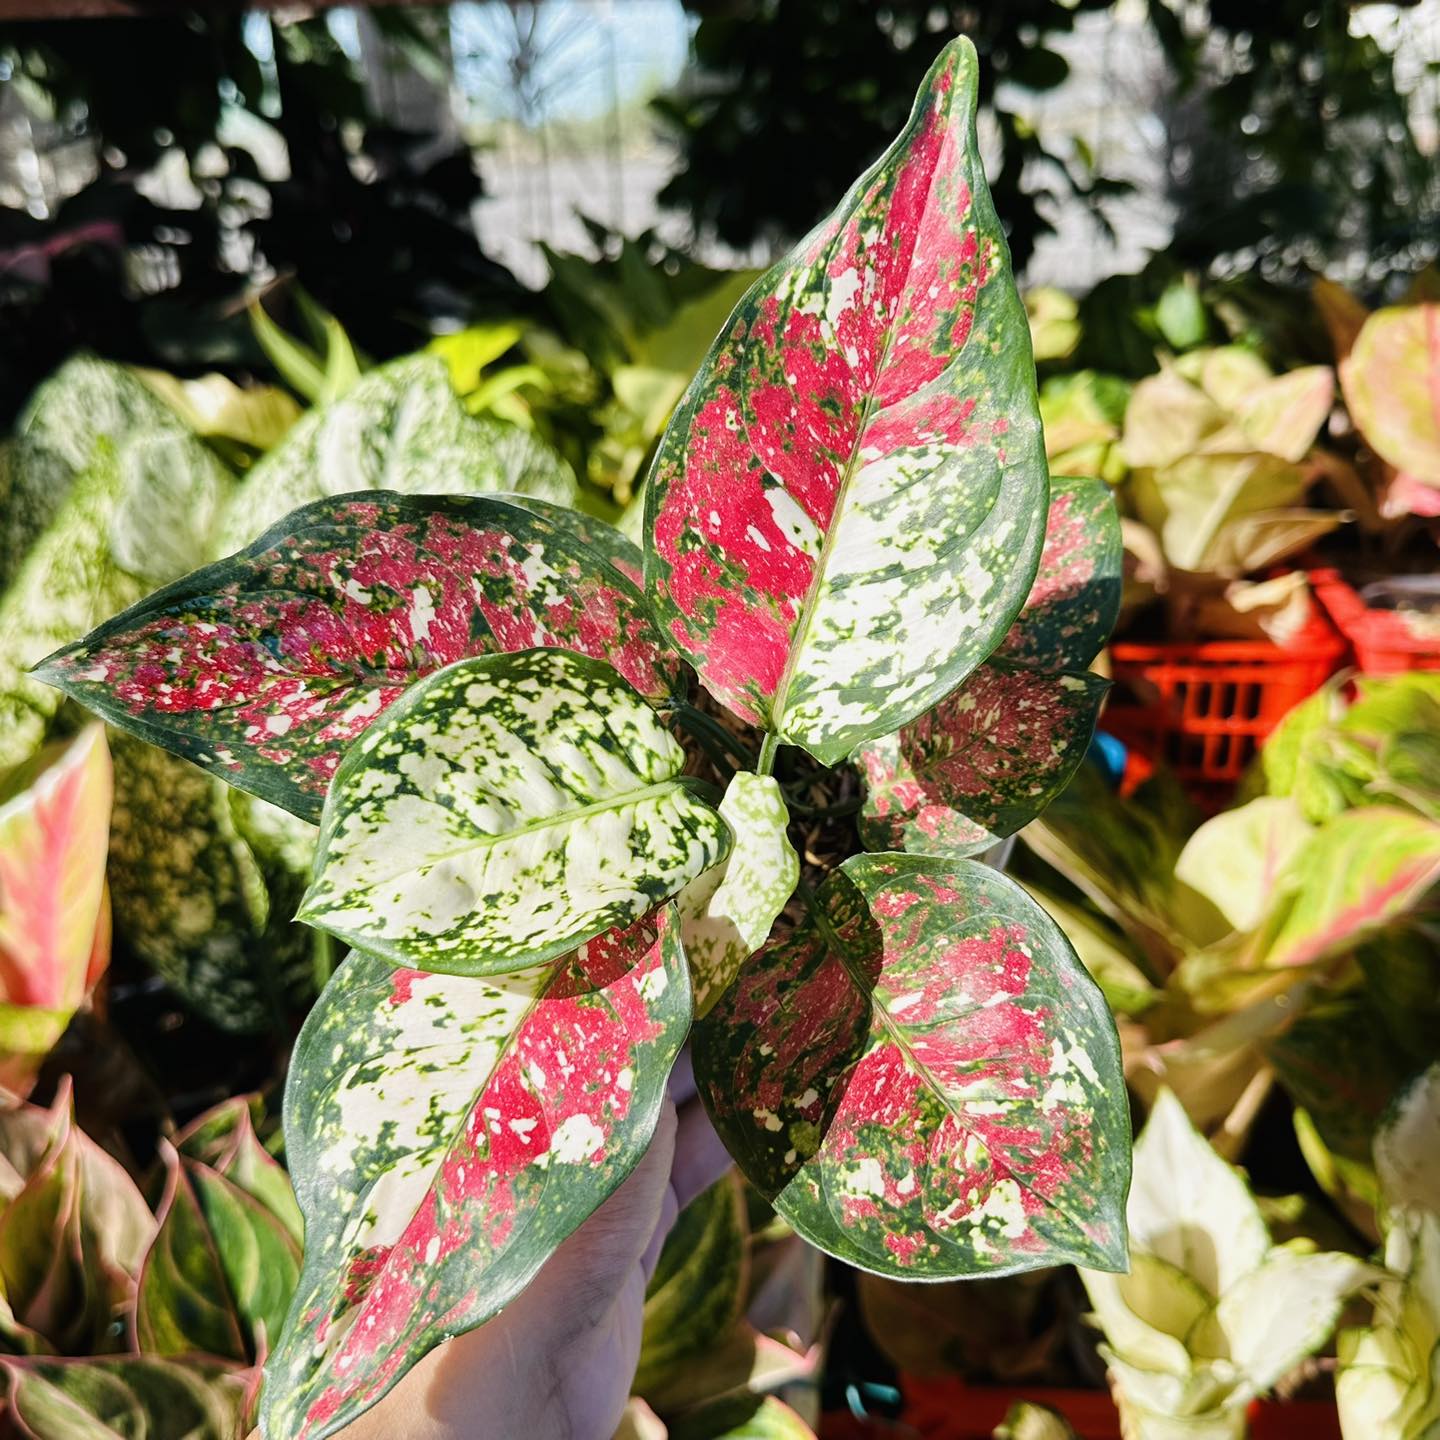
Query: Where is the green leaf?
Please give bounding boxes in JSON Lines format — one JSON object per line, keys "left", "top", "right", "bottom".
{"left": 679, "top": 773, "right": 799, "bottom": 1017}
{"left": 1341, "top": 303, "right": 1440, "bottom": 484}
{"left": 136, "top": 1145, "right": 300, "bottom": 1364}
{"left": 173, "top": 1098, "right": 303, "bottom": 1245}
{"left": 37, "top": 492, "right": 682, "bottom": 823}
{"left": 668, "top": 1396, "right": 816, "bottom": 1440}
{"left": 693, "top": 852, "right": 1129, "bottom": 1279}
{"left": 857, "top": 476, "right": 1118, "bottom": 858}
{"left": 1082, "top": 1251, "right": 1212, "bottom": 1373}
{"left": 214, "top": 356, "right": 576, "bottom": 552}
{"left": 2, "top": 1356, "right": 248, "bottom": 1440}
{"left": 105, "top": 734, "right": 313, "bottom": 1033}
{"left": 636, "top": 1174, "right": 748, "bottom": 1395}
{"left": 300, "top": 649, "right": 729, "bottom": 976}
{"left": 645, "top": 38, "right": 1048, "bottom": 763}
{"left": 262, "top": 909, "right": 691, "bottom": 1440}
{"left": 133, "top": 368, "right": 303, "bottom": 452}
{"left": 993, "top": 1402, "right": 1080, "bottom": 1440}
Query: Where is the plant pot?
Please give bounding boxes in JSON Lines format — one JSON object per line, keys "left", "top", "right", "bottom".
{"left": 882, "top": 1374, "right": 1342, "bottom": 1440}
{"left": 1102, "top": 609, "right": 1345, "bottom": 809}
{"left": 1309, "top": 567, "right": 1440, "bottom": 674}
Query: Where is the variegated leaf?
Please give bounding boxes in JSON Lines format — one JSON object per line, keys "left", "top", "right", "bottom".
{"left": 644, "top": 37, "right": 1048, "bottom": 763}
{"left": 0, "top": 1080, "right": 155, "bottom": 1355}
{"left": 1265, "top": 807, "right": 1440, "bottom": 970}
{"left": 0, "top": 724, "right": 112, "bottom": 1014}
{"left": 679, "top": 773, "right": 799, "bottom": 1016}
{"left": 35, "top": 493, "right": 680, "bottom": 824}
{"left": 2, "top": 1355, "right": 248, "bottom": 1440}
{"left": 174, "top": 1097, "right": 304, "bottom": 1244}
{"left": 693, "top": 853, "right": 1129, "bottom": 1278}
{"left": 262, "top": 909, "right": 690, "bottom": 1440}
{"left": 1341, "top": 303, "right": 1440, "bottom": 483}
{"left": 857, "top": 476, "right": 1118, "bottom": 858}
{"left": 636, "top": 1173, "right": 748, "bottom": 1396}
{"left": 300, "top": 649, "right": 729, "bottom": 975}
{"left": 136, "top": 1144, "right": 301, "bottom": 1363}
{"left": 214, "top": 355, "right": 577, "bottom": 552}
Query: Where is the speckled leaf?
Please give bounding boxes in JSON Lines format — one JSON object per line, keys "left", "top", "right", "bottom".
{"left": 636, "top": 1173, "right": 748, "bottom": 1395}
{"left": 644, "top": 38, "right": 1047, "bottom": 763}
{"left": 1, "top": 356, "right": 181, "bottom": 592}
{"left": 300, "top": 649, "right": 729, "bottom": 975}
{"left": 857, "top": 476, "right": 1118, "bottom": 858}
{"left": 693, "top": 853, "right": 1129, "bottom": 1278}
{"left": 1341, "top": 304, "right": 1440, "bottom": 483}
{"left": 136, "top": 1145, "right": 301, "bottom": 1363}
{"left": 215, "top": 355, "right": 577, "bottom": 551}
{"left": 679, "top": 773, "right": 799, "bottom": 1016}
{"left": 0, "top": 725, "right": 112, "bottom": 1015}
{"left": 2, "top": 1356, "right": 248, "bottom": 1440}
{"left": 0, "top": 448, "right": 143, "bottom": 776}
{"left": 37, "top": 493, "right": 680, "bottom": 823}
{"left": 262, "top": 908, "right": 690, "bottom": 1440}
{"left": 105, "top": 733, "right": 314, "bottom": 1034}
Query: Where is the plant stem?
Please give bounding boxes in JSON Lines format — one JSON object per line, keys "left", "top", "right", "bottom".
{"left": 757, "top": 731, "right": 780, "bottom": 777}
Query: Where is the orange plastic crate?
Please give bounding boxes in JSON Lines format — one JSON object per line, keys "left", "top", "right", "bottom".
{"left": 1309, "top": 567, "right": 1440, "bottom": 675}
{"left": 1104, "top": 612, "right": 1345, "bottom": 807}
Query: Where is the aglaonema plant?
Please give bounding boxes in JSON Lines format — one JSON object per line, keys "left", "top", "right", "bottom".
{"left": 33, "top": 38, "right": 1131, "bottom": 1439}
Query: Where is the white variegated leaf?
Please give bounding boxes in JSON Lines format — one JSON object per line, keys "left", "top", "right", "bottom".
{"left": 679, "top": 772, "right": 798, "bottom": 1016}
{"left": 300, "top": 649, "right": 731, "bottom": 975}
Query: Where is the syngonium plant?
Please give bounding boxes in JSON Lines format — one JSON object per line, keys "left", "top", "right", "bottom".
{"left": 32, "top": 39, "right": 1131, "bottom": 1440}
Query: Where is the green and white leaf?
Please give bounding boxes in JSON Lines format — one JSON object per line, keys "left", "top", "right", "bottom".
{"left": 300, "top": 649, "right": 730, "bottom": 976}
{"left": 679, "top": 773, "right": 798, "bottom": 1016}
{"left": 215, "top": 355, "right": 576, "bottom": 552}
{"left": 1376, "top": 1064, "right": 1440, "bottom": 1216}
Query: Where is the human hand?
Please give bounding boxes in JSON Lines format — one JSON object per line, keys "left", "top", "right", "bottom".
{"left": 331, "top": 1055, "right": 732, "bottom": 1440}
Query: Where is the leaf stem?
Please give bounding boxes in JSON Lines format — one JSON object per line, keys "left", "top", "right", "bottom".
{"left": 664, "top": 700, "right": 755, "bottom": 773}
{"left": 757, "top": 732, "right": 780, "bottom": 777}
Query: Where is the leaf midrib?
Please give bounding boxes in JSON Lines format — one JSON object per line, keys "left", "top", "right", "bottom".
{"left": 827, "top": 928, "right": 1103, "bottom": 1249}
{"left": 317, "top": 777, "right": 698, "bottom": 897}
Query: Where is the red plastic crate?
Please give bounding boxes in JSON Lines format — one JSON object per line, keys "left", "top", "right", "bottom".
{"left": 1104, "top": 611, "right": 1345, "bottom": 808}
{"left": 893, "top": 1375, "right": 1342, "bottom": 1440}
{"left": 1309, "top": 567, "right": 1440, "bottom": 674}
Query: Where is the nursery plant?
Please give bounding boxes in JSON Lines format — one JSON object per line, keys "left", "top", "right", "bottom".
{"left": 1016, "top": 674, "right": 1440, "bottom": 1148}
{"left": 1337, "top": 1063, "right": 1440, "bottom": 1439}
{"left": 1081, "top": 1089, "right": 1376, "bottom": 1440}
{"left": 35, "top": 39, "right": 1131, "bottom": 1439}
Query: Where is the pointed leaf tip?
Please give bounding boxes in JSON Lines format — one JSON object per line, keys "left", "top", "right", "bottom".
{"left": 644, "top": 36, "right": 1047, "bottom": 762}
